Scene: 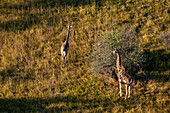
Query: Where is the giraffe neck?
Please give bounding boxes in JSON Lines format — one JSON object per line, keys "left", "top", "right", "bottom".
{"left": 66, "top": 28, "right": 70, "bottom": 44}
{"left": 116, "top": 53, "right": 122, "bottom": 71}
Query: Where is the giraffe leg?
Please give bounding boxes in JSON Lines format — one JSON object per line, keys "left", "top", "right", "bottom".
{"left": 62, "top": 56, "right": 65, "bottom": 68}
{"left": 64, "top": 56, "right": 66, "bottom": 66}
{"left": 125, "top": 84, "right": 128, "bottom": 100}
{"left": 128, "top": 85, "right": 131, "bottom": 98}
{"left": 119, "top": 81, "right": 122, "bottom": 97}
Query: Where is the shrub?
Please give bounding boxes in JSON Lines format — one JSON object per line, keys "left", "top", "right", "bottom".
{"left": 158, "top": 31, "right": 170, "bottom": 50}
{"left": 88, "top": 25, "right": 145, "bottom": 77}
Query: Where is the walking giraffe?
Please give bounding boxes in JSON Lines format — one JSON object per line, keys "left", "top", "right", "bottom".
{"left": 111, "top": 48, "right": 133, "bottom": 99}
{"left": 61, "top": 25, "right": 72, "bottom": 68}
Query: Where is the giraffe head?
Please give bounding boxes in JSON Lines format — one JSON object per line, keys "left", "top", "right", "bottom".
{"left": 111, "top": 48, "right": 119, "bottom": 54}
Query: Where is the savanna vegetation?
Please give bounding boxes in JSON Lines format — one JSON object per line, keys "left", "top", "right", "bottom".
{"left": 0, "top": 0, "right": 169, "bottom": 112}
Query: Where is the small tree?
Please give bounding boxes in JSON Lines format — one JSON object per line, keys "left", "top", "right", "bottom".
{"left": 158, "top": 31, "right": 170, "bottom": 50}
{"left": 88, "top": 25, "right": 145, "bottom": 77}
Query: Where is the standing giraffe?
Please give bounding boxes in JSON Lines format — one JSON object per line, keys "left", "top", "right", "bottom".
{"left": 61, "top": 25, "right": 72, "bottom": 68}
{"left": 111, "top": 48, "right": 133, "bottom": 99}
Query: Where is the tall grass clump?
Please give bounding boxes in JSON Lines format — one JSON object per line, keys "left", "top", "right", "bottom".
{"left": 88, "top": 25, "right": 145, "bottom": 76}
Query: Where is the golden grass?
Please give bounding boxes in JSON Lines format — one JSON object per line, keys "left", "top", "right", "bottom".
{"left": 0, "top": 0, "right": 169, "bottom": 112}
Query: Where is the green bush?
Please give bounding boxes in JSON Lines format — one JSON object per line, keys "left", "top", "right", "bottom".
{"left": 88, "top": 25, "right": 145, "bottom": 76}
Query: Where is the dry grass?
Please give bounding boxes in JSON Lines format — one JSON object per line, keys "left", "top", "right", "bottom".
{"left": 0, "top": 0, "right": 169, "bottom": 112}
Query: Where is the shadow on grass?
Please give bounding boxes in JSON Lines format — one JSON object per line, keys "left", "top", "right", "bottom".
{"left": 133, "top": 49, "right": 170, "bottom": 82}
{"left": 133, "top": 73, "right": 169, "bottom": 84}
{"left": 0, "top": 93, "right": 140, "bottom": 112}
{"left": 0, "top": 66, "right": 20, "bottom": 78}
{"left": 1, "top": 0, "right": 104, "bottom": 9}
{"left": 0, "top": 0, "right": 105, "bottom": 32}
{"left": 143, "top": 49, "right": 169, "bottom": 73}
{"left": 0, "top": 15, "right": 41, "bottom": 31}
{"left": 0, "top": 96, "right": 102, "bottom": 112}
{"left": 0, "top": 64, "right": 37, "bottom": 82}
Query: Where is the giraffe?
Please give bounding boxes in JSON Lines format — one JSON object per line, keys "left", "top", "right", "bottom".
{"left": 111, "top": 48, "right": 133, "bottom": 99}
{"left": 61, "top": 25, "right": 72, "bottom": 68}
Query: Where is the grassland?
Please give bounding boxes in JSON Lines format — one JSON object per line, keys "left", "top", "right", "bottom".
{"left": 0, "top": 0, "right": 169, "bottom": 112}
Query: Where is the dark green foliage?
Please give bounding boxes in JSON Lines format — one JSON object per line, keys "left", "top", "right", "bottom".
{"left": 88, "top": 25, "right": 145, "bottom": 76}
